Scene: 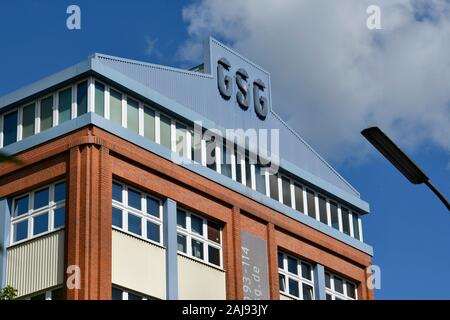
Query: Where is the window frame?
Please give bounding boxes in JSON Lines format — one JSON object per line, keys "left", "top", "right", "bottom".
{"left": 325, "top": 271, "right": 358, "bottom": 300}
{"left": 278, "top": 252, "right": 315, "bottom": 300}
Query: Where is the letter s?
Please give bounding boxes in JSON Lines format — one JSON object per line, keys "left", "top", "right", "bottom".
{"left": 236, "top": 68, "right": 249, "bottom": 109}
{"left": 217, "top": 58, "right": 232, "bottom": 100}
{"left": 253, "top": 79, "right": 268, "bottom": 120}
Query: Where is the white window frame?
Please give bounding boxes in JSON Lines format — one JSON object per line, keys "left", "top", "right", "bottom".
{"left": 325, "top": 272, "right": 358, "bottom": 300}
{"left": 278, "top": 252, "right": 315, "bottom": 300}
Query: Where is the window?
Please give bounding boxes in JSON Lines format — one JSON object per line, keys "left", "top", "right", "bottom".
{"left": 234, "top": 145, "right": 243, "bottom": 183}
{"left": 294, "top": 183, "right": 304, "bottom": 214}
{"left": 325, "top": 271, "right": 358, "bottom": 300}
{"left": 10, "top": 181, "right": 66, "bottom": 244}
{"left": 254, "top": 163, "right": 266, "bottom": 195}
{"left": 110, "top": 89, "right": 122, "bottom": 125}
{"left": 159, "top": 113, "right": 171, "bottom": 149}
{"left": 221, "top": 143, "right": 232, "bottom": 178}
{"left": 269, "top": 173, "right": 279, "bottom": 201}
{"left": 26, "top": 288, "right": 63, "bottom": 300}
{"left": 281, "top": 177, "right": 291, "bottom": 207}
{"left": 40, "top": 96, "right": 53, "bottom": 131}
{"left": 22, "top": 103, "right": 35, "bottom": 138}
{"left": 176, "top": 122, "right": 188, "bottom": 158}
{"left": 318, "top": 195, "right": 328, "bottom": 224}
{"left": 306, "top": 189, "right": 316, "bottom": 219}
{"left": 341, "top": 207, "right": 351, "bottom": 236}
{"left": 58, "top": 87, "right": 72, "bottom": 123}
{"left": 143, "top": 106, "right": 155, "bottom": 141}
{"left": 330, "top": 201, "right": 339, "bottom": 230}
{"left": 111, "top": 181, "right": 163, "bottom": 245}
{"left": 3, "top": 110, "right": 18, "bottom": 146}
{"left": 176, "top": 209, "right": 222, "bottom": 267}
{"left": 278, "top": 252, "right": 315, "bottom": 300}
{"left": 205, "top": 135, "right": 217, "bottom": 171}
{"left": 127, "top": 97, "right": 139, "bottom": 133}
{"left": 352, "top": 212, "right": 360, "bottom": 240}
{"left": 77, "top": 81, "right": 88, "bottom": 116}
{"left": 95, "top": 82, "right": 105, "bottom": 117}
{"left": 112, "top": 287, "right": 149, "bottom": 300}
{"left": 245, "top": 151, "right": 252, "bottom": 188}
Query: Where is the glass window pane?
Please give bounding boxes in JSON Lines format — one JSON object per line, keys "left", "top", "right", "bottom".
{"left": 326, "top": 293, "right": 332, "bottom": 300}
{"left": 245, "top": 152, "right": 252, "bottom": 188}
{"left": 325, "top": 272, "right": 331, "bottom": 288}
{"left": 287, "top": 256, "right": 297, "bottom": 275}
{"left": 146, "top": 197, "right": 159, "bottom": 218}
{"left": 3, "top": 111, "right": 18, "bottom": 146}
{"left": 176, "top": 122, "right": 187, "bottom": 158}
{"left": 58, "top": 88, "right": 72, "bottom": 123}
{"left": 279, "top": 274, "right": 286, "bottom": 292}
{"left": 191, "top": 239, "right": 204, "bottom": 260}
{"left": 127, "top": 189, "right": 141, "bottom": 210}
{"left": 221, "top": 144, "right": 232, "bottom": 178}
{"left": 159, "top": 114, "right": 171, "bottom": 149}
{"left": 282, "top": 177, "right": 291, "bottom": 206}
{"left": 191, "top": 215, "right": 203, "bottom": 235}
{"left": 330, "top": 202, "right": 339, "bottom": 230}
{"left": 341, "top": 208, "right": 351, "bottom": 235}
{"left": 318, "top": 195, "right": 328, "bottom": 224}
{"left": 278, "top": 252, "right": 284, "bottom": 269}
{"left": 269, "top": 174, "right": 279, "bottom": 201}
{"left": 112, "top": 287, "right": 123, "bottom": 300}
{"left": 128, "top": 213, "right": 141, "bottom": 236}
{"left": 22, "top": 103, "right": 35, "bottom": 138}
{"left": 40, "top": 96, "right": 53, "bottom": 131}
{"left": 288, "top": 279, "right": 299, "bottom": 297}
{"left": 77, "top": 81, "right": 87, "bottom": 116}
{"left": 34, "top": 188, "right": 49, "bottom": 209}
{"left": 14, "top": 195, "right": 29, "bottom": 217}
{"left": 30, "top": 293, "right": 46, "bottom": 300}
{"left": 334, "top": 276, "right": 344, "bottom": 293}
{"left": 208, "top": 245, "right": 220, "bottom": 266}
{"left": 112, "top": 182, "right": 123, "bottom": 202}
{"left": 177, "top": 233, "right": 187, "bottom": 253}
{"left": 207, "top": 221, "right": 221, "bottom": 244}
{"left": 301, "top": 262, "right": 312, "bottom": 280}
{"left": 14, "top": 220, "right": 28, "bottom": 242}
{"left": 147, "top": 221, "right": 160, "bottom": 243}
{"left": 127, "top": 292, "right": 142, "bottom": 300}
{"left": 235, "top": 145, "right": 243, "bottom": 183}
{"left": 206, "top": 136, "right": 216, "bottom": 171}
{"left": 294, "top": 184, "right": 304, "bottom": 213}
{"left": 127, "top": 97, "right": 139, "bottom": 133}
{"left": 352, "top": 213, "right": 360, "bottom": 240}
{"left": 346, "top": 282, "right": 356, "bottom": 299}
{"left": 51, "top": 288, "right": 64, "bottom": 300}
{"left": 54, "top": 207, "right": 65, "bottom": 229}
{"left": 306, "top": 189, "right": 316, "bottom": 218}
{"left": 191, "top": 129, "right": 201, "bottom": 164}
{"left": 177, "top": 209, "right": 186, "bottom": 228}
{"left": 110, "top": 89, "right": 122, "bottom": 125}
{"left": 112, "top": 207, "right": 123, "bottom": 228}
{"left": 54, "top": 182, "right": 66, "bottom": 203}
{"left": 302, "top": 284, "right": 314, "bottom": 300}
{"left": 95, "top": 82, "right": 105, "bottom": 117}
{"left": 255, "top": 164, "right": 266, "bottom": 195}
{"left": 33, "top": 212, "right": 49, "bottom": 235}
{"left": 144, "top": 107, "right": 155, "bottom": 141}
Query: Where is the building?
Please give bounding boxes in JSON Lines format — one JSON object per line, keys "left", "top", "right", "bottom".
{"left": 0, "top": 38, "right": 374, "bottom": 300}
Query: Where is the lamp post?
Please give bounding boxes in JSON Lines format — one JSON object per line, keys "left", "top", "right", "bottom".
{"left": 361, "top": 126, "right": 449, "bottom": 211}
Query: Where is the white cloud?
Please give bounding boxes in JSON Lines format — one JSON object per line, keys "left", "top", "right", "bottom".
{"left": 179, "top": 0, "right": 450, "bottom": 164}
{"left": 144, "top": 36, "right": 161, "bottom": 58}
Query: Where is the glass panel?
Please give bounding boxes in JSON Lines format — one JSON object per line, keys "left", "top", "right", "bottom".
{"left": 95, "top": 82, "right": 105, "bottom": 117}
{"left": 127, "top": 97, "right": 139, "bottom": 133}
{"left": 191, "top": 238, "right": 204, "bottom": 260}
{"left": 112, "top": 207, "right": 123, "bottom": 228}
{"left": 146, "top": 221, "right": 160, "bottom": 242}
{"left": 206, "top": 136, "right": 216, "bottom": 171}
{"left": 176, "top": 122, "right": 188, "bottom": 158}
{"left": 346, "top": 282, "right": 356, "bottom": 299}
{"left": 207, "top": 221, "right": 221, "bottom": 244}
{"left": 177, "top": 209, "right": 186, "bottom": 228}
{"left": 54, "top": 207, "right": 65, "bottom": 229}
{"left": 128, "top": 213, "right": 141, "bottom": 236}
{"left": 330, "top": 202, "right": 339, "bottom": 230}
{"left": 282, "top": 177, "right": 291, "bottom": 206}
{"left": 288, "top": 279, "right": 299, "bottom": 297}
{"left": 302, "top": 284, "right": 314, "bottom": 300}
{"left": 318, "top": 195, "right": 328, "bottom": 224}
{"left": 177, "top": 233, "right": 187, "bottom": 253}
{"left": 190, "top": 215, "right": 203, "bottom": 235}
{"left": 3, "top": 110, "right": 18, "bottom": 146}
{"left": 58, "top": 88, "right": 72, "bottom": 123}
{"left": 127, "top": 189, "right": 141, "bottom": 210}
{"left": 33, "top": 212, "right": 49, "bottom": 235}
{"left": 341, "top": 208, "right": 351, "bottom": 235}
{"left": 144, "top": 106, "right": 155, "bottom": 141}
{"left": 14, "top": 195, "right": 29, "bottom": 217}
{"left": 301, "top": 262, "right": 312, "bottom": 280}
{"left": 208, "top": 245, "right": 220, "bottom": 266}
{"left": 334, "top": 276, "right": 344, "bottom": 294}
{"left": 51, "top": 288, "right": 63, "bottom": 300}
{"left": 255, "top": 164, "right": 266, "bottom": 194}
{"left": 191, "top": 129, "right": 201, "bottom": 164}
{"left": 278, "top": 252, "right": 284, "bottom": 269}
{"left": 245, "top": 152, "right": 252, "bottom": 188}
{"left": 34, "top": 188, "right": 49, "bottom": 210}
{"left": 112, "top": 182, "right": 123, "bottom": 202}
{"left": 40, "top": 96, "right": 53, "bottom": 131}
{"left": 352, "top": 213, "right": 360, "bottom": 240}
{"left": 112, "top": 287, "right": 123, "bottom": 300}
{"left": 30, "top": 293, "right": 46, "bottom": 300}
{"left": 279, "top": 274, "right": 286, "bottom": 292}
{"left": 77, "top": 81, "right": 87, "bottom": 116}
{"left": 146, "top": 197, "right": 159, "bottom": 218}
{"left": 306, "top": 189, "right": 316, "bottom": 218}
{"left": 235, "top": 145, "right": 243, "bottom": 183}
{"left": 159, "top": 114, "right": 171, "bottom": 149}
{"left": 14, "top": 220, "right": 28, "bottom": 242}
{"left": 325, "top": 272, "right": 331, "bottom": 288}
{"left": 22, "top": 103, "right": 35, "bottom": 138}
{"left": 127, "top": 292, "right": 142, "bottom": 300}
{"left": 287, "top": 256, "right": 297, "bottom": 275}
{"left": 294, "top": 183, "right": 304, "bottom": 213}
{"left": 326, "top": 293, "right": 332, "bottom": 300}
{"left": 221, "top": 143, "right": 232, "bottom": 178}
{"left": 269, "top": 173, "right": 279, "bottom": 201}
{"left": 54, "top": 182, "right": 66, "bottom": 203}
{"left": 110, "top": 89, "right": 122, "bottom": 125}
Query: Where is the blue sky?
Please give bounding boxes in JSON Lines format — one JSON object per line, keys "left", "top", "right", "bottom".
{"left": 0, "top": 0, "right": 449, "bottom": 299}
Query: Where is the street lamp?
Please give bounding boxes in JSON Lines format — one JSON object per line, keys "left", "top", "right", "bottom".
{"left": 361, "top": 126, "right": 449, "bottom": 211}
